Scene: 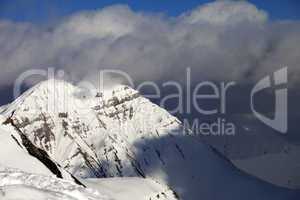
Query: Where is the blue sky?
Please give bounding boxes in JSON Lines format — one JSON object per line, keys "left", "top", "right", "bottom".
{"left": 0, "top": 0, "right": 300, "bottom": 24}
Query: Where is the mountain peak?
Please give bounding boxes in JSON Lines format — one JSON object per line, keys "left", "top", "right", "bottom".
{"left": 2, "top": 79, "right": 140, "bottom": 117}
{"left": 2, "top": 77, "right": 178, "bottom": 179}
{"left": 30, "top": 79, "right": 139, "bottom": 102}
{"left": 34, "top": 78, "right": 76, "bottom": 92}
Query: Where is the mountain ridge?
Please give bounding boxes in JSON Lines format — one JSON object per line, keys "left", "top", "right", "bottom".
{"left": 0, "top": 79, "right": 299, "bottom": 200}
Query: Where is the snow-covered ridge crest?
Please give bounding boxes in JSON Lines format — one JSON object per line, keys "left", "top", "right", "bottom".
{"left": 2, "top": 78, "right": 140, "bottom": 117}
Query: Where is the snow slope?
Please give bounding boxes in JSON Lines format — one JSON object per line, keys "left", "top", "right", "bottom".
{"left": 233, "top": 144, "right": 300, "bottom": 189}
{"left": 200, "top": 116, "right": 300, "bottom": 189}
{"left": 83, "top": 177, "right": 178, "bottom": 200}
{"left": 0, "top": 117, "right": 52, "bottom": 176}
{"left": 0, "top": 167, "right": 109, "bottom": 200}
{"left": 0, "top": 167, "right": 178, "bottom": 200}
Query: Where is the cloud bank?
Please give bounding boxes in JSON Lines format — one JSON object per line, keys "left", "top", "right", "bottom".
{"left": 0, "top": 0, "right": 300, "bottom": 88}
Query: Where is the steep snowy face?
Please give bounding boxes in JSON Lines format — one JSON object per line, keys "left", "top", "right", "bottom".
{"left": 0, "top": 117, "right": 52, "bottom": 176}
{"left": 1, "top": 79, "right": 183, "bottom": 179}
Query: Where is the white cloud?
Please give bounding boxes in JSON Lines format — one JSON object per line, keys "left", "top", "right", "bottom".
{"left": 181, "top": 0, "right": 268, "bottom": 25}
{"left": 0, "top": 1, "right": 299, "bottom": 88}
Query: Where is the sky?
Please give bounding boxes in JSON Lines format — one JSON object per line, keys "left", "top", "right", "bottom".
{"left": 0, "top": 0, "right": 300, "bottom": 24}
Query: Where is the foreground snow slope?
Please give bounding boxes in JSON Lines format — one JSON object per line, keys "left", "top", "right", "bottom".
{"left": 0, "top": 79, "right": 299, "bottom": 199}
{"left": 0, "top": 167, "right": 178, "bottom": 200}
{"left": 0, "top": 167, "right": 108, "bottom": 200}
{"left": 83, "top": 177, "right": 178, "bottom": 200}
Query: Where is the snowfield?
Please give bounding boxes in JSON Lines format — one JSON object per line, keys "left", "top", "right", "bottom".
{"left": 83, "top": 177, "right": 178, "bottom": 200}
{"left": 0, "top": 167, "right": 178, "bottom": 200}
{"left": 0, "top": 167, "right": 108, "bottom": 200}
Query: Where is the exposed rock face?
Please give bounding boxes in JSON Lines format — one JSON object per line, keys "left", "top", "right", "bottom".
{"left": 2, "top": 111, "right": 86, "bottom": 186}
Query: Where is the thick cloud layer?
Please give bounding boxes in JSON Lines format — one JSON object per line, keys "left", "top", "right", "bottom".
{"left": 0, "top": 1, "right": 300, "bottom": 87}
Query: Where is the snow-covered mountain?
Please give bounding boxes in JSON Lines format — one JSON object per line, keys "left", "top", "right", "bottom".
{"left": 0, "top": 114, "right": 177, "bottom": 199}
{"left": 1, "top": 79, "right": 182, "bottom": 179}
{"left": 0, "top": 79, "right": 299, "bottom": 200}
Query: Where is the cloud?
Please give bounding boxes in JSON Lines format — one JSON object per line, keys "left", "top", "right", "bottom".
{"left": 0, "top": 1, "right": 300, "bottom": 88}
{"left": 181, "top": 0, "right": 268, "bottom": 25}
